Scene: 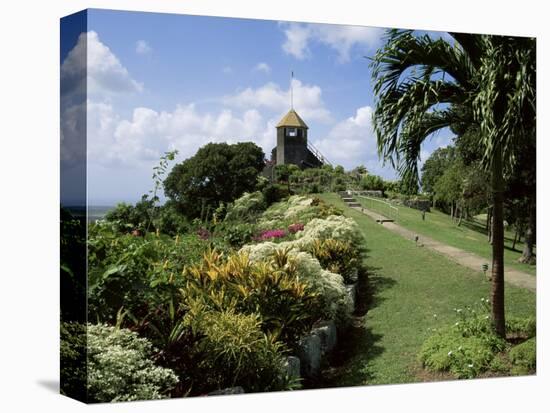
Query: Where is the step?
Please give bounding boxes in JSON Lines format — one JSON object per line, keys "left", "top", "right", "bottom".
{"left": 347, "top": 202, "right": 361, "bottom": 207}
{"left": 342, "top": 197, "right": 356, "bottom": 202}
{"left": 376, "top": 219, "right": 394, "bottom": 224}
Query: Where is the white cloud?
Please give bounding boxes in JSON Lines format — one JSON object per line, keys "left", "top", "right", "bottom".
{"left": 135, "top": 40, "right": 152, "bottom": 55}
{"left": 87, "top": 31, "right": 143, "bottom": 94}
{"left": 313, "top": 106, "right": 377, "bottom": 169}
{"left": 280, "top": 22, "right": 382, "bottom": 62}
{"left": 86, "top": 102, "right": 275, "bottom": 167}
{"left": 223, "top": 78, "right": 332, "bottom": 123}
{"left": 61, "top": 31, "right": 144, "bottom": 168}
{"left": 61, "top": 31, "right": 143, "bottom": 98}
{"left": 254, "top": 62, "right": 271, "bottom": 74}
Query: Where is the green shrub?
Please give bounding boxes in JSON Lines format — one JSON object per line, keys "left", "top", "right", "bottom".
{"left": 262, "top": 183, "right": 290, "bottom": 206}
{"left": 86, "top": 324, "right": 178, "bottom": 402}
{"left": 87, "top": 223, "right": 210, "bottom": 323}
{"left": 419, "top": 302, "right": 507, "bottom": 379}
{"left": 104, "top": 198, "right": 155, "bottom": 234}
{"left": 509, "top": 337, "right": 536, "bottom": 373}
{"left": 60, "top": 322, "right": 87, "bottom": 400}
{"left": 156, "top": 201, "right": 190, "bottom": 235}
{"left": 221, "top": 223, "right": 257, "bottom": 248}
{"left": 184, "top": 309, "right": 291, "bottom": 393}
{"left": 506, "top": 317, "right": 536, "bottom": 339}
{"left": 419, "top": 328, "right": 501, "bottom": 378}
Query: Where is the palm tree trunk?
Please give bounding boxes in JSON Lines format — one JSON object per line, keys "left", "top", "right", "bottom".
{"left": 491, "top": 147, "right": 506, "bottom": 338}
{"left": 520, "top": 199, "right": 535, "bottom": 264}
{"left": 512, "top": 223, "right": 519, "bottom": 251}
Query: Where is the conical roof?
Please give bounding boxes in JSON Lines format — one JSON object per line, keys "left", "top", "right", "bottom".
{"left": 276, "top": 109, "right": 308, "bottom": 129}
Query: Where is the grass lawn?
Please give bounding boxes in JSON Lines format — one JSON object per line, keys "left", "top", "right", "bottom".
{"left": 314, "top": 193, "right": 536, "bottom": 387}
{"left": 355, "top": 195, "right": 536, "bottom": 276}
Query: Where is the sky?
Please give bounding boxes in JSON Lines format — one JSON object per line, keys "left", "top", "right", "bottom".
{"left": 60, "top": 9, "right": 454, "bottom": 205}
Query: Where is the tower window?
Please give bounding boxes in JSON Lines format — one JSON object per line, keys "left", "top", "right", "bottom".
{"left": 287, "top": 128, "right": 297, "bottom": 137}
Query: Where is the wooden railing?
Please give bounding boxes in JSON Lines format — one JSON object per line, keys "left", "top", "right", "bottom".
{"left": 307, "top": 142, "right": 332, "bottom": 166}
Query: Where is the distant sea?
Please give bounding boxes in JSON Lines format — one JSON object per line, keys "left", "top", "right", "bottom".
{"left": 65, "top": 205, "right": 115, "bottom": 222}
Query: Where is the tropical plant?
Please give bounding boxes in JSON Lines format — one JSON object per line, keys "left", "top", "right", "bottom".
{"left": 308, "top": 238, "right": 361, "bottom": 284}
{"left": 371, "top": 30, "right": 535, "bottom": 337}
{"left": 183, "top": 308, "right": 291, "bottom": 393}
{"left": 182, "top": 249, "right": 322, "bottom": 346}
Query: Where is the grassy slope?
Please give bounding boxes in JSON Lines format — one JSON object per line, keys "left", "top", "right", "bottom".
{"left": 316, "top": 193, "right": 536, "bottom": 386}
{"left": 355, "top": 196, "right": 536, "bottom": 276}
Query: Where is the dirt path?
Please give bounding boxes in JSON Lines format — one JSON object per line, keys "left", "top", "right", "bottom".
{"left": 349, "top": 205, "right": 536, "bottom": 292}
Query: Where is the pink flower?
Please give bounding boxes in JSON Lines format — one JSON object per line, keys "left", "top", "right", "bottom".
{"left": 258, "top": 229, "right": 287, "bottom": 241}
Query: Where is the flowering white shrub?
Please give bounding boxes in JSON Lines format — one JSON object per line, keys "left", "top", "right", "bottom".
{"left": 224, "top": 191, "right": 266, "bottom": 222}
{"left": 258, "top": 195, "right": 313, "bottom": 229}
{"left": 297, "top": 215, "right": 363, "bottom": 246}
{"left": 87, "top": 324, "right": 178, "bottom": 402}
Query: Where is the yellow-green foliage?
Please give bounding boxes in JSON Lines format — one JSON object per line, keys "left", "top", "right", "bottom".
{"left": 308, "top": 239, "right": 360, "bottom": 284}
{"left": 183, "top": 309, "right": 289, "bottom": 392}
{"left": 181, "top": 249, "right": 322, "bottom": 346}
{"left": 240, "top": 243, "right": 353, "bottom": 322}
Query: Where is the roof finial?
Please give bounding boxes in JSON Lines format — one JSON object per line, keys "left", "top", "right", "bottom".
{"left": 290, "top": 70, "right": 294, "bottom": 110}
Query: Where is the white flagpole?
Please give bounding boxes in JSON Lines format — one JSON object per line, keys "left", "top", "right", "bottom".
{"left": 290, "top": 70, "right": 294, "bottom": 109}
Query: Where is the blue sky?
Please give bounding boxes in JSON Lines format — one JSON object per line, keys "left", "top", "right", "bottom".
{"left": 60, "top": 9, "right": 454, "bottom": 205}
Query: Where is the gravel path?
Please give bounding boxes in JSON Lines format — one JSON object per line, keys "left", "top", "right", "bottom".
{"left": 349, "top": 205, "right": 536, "bottom": 292}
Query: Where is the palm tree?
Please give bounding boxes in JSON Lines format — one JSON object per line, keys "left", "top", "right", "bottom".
{"left": 370, "top": 30, "right": 535, "bottom": 337}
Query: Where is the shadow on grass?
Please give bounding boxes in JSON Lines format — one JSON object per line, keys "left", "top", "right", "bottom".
{"left": 307, "top": 323, "right": 385, "bottom": 389}
{"left": 462, "top": 219, "right": 517, "bottom": 244}
{"left": 305, "top": 265, "right": 397, "bottom": 389}
{"left": 364, "top": 265, "right": 397, "bottom": 311}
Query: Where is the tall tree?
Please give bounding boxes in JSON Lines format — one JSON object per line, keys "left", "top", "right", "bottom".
{"left": 371, "top": 30, "right": 535, "bottom": 337}
{"left": 164, "top": 142, "right": 265, "bottom": 219}
{"left": 421, "top": 146, "right": 456, "bottom": 194}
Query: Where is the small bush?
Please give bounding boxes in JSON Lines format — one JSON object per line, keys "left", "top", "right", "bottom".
{"left": 156, "top": 202, "right": 190, "bottom": 235}
{"left": 506, "top": 316, "right": 536, "bottom": 339}
{"left": 60, "top": 322, "right": 87, "bottom": 400}
{"left": 86, "top": 324, "right": 178, "bottom": 402}
{"left": 104, "top": 199, "right": 155, "bottom": 234}
{"left": 419, "top": 329, "right": 500, "bottom": 378}
{"left": 509, "top": 337, "right": 536, "bottom": 373}
{"left": 184, "top": 309, "right": 291, "bottom": 393}
{"left": 419, "top": 301, "right": 507, "bottom": 379}
{"left": 222, "top": 223, "right": 256, "bottom": 248}
{"left": 262, "top": 183, "right": 290, "bottom": 206}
